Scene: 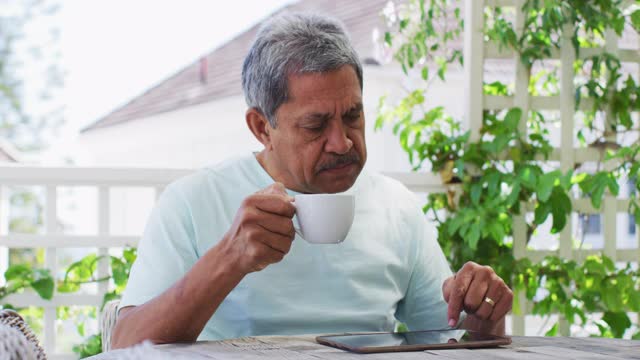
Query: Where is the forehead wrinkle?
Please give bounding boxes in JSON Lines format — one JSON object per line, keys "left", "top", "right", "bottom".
{"left": 304, "top": 112, "right": 333, "bottom": 122}
{"left": 342, "top": 102, "right": 363, "bottom": 115}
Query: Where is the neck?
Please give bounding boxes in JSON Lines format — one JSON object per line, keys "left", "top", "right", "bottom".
{"left": 255, "top": 151, "right": 300, "bottom": 192}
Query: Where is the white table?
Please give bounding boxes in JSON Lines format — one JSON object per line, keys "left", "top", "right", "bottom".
{"left": 89, "top": 334, "right": 640, "bottom": 359}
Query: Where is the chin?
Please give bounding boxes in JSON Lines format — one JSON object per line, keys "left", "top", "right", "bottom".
{"left": 322, "top": 180, "right": 356, "bottom": 193}
{"left": 314, "top": 164, "right": 362, "bottom": 193}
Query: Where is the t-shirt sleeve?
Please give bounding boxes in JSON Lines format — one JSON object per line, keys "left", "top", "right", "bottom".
{"left": 118, "top": 184, "right": 198, "bottom": 312}
{"left": 395, "top": 195, "right": 453, "bottom": 331}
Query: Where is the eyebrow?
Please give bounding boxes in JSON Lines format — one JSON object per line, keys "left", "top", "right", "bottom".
{"left": 299, "top": 102, "right": 364, "bottom": 123}
{"left": 343, "top": 103, "right": 363, "bottom": 115}
{"left": 302, "top": 112, "right": 332, "bottom": 122}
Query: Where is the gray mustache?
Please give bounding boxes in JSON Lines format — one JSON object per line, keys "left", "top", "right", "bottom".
{"left": 317, "top": 152, "right": 360, "bottom": 172}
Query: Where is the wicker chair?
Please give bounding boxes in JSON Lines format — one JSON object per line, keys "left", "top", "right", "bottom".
{"left": 99, "top": 302, "right": 196, "bottom": 359}
{"left": 0, "top": 309, "right": 47, "bottom": 360}
{"left": 100, "top": 300, "right": 120, "bottom": 352}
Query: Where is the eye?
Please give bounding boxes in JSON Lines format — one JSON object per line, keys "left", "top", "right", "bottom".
{"left": 344, "top": 113, "right": 361, "bottom": 124}
{"left": 303, "top": 123, "right": 326, "bottom": 132}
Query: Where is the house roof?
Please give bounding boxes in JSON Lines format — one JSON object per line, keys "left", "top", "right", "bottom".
{"left": 81, "top": 1, "right": 639, "bottom": 134}
{"left": 82, "top": 0, "right": 393, "bottom": 132}
{"left": 0, "top": 140, "right": 21, "bottom": 163}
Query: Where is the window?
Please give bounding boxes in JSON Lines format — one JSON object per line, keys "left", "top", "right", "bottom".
{"left": 580, "top": 214, "right": 601, "bottom": 234}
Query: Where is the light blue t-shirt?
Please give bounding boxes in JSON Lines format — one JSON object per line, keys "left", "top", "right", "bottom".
{"left": 120, "top": 153, "right": 452, "bottom": 340}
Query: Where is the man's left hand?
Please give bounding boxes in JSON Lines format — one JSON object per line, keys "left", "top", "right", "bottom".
{"left": 442, "top": 261, "right": 513, "bottom": 331}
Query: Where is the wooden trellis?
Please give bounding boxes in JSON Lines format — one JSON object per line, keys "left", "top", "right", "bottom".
{"left": 465, "top": 0, "right": 640, "bottom": 336}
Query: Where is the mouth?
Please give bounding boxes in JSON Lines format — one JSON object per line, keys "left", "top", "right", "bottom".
{"left": 320, "top": 162, "right": 357, "bottom": 175}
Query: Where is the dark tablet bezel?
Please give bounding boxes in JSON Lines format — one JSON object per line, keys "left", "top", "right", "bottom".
{"left": 315, "top": 329, "right": 512, "bottom": 354}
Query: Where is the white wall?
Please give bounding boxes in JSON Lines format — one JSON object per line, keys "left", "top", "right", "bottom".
{"left": 74, "top": 64, "right": 467, "bottom": 235}
{"left": 363, "top": 64, "right": 466, "bottom": 173}
{"left": 76, "top": 64, "right": 467, "bottom": 174}
{"left": 76, "top": 95, "right": 258, "bottom": 168}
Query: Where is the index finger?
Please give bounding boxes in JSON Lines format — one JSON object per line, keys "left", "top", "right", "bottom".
{"left": 250, "top": 194, "right": 296, "bottom": 217}
{"left": 258, "top": 182, "right": 291, "bottom": 198}
{"left": 445, "top": 271, "right": 473, "bottom": 327}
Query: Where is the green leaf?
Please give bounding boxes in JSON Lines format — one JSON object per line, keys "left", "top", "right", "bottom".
{"left": 493, "top": 136, "right": 511, "bottom": 153}
{"left": 31, "top": 277, "right": 54, "bottom": 300}
{"left": 421, "top": 67, "right": 429, "bottom": 80}
{"left": 110, "top": 257, "right": 128, "bottom": 287}
{"left": 537, "top": 171, "right": 558, "bottom": 202}
{"left": 506, "top": 182, "right": 521, "bottom": 206}
{"left": 437, "top": 66, "right": 446, "bottom": 81}
{"left": 4, "top": 264, "right": 32, "bottom": 281}
{"left": 384, "top": 32, "right": 393, "bottom": 46}
{"left": 399, "top": 19, "right": 409, "bottom": 31}
{"left": 470, "top": 183, "right": 482, "bottom": 205}
{"left": 584, "top": 257, "right": 605, "bottom": 276}
{"left": 485, "top": 171, "right": 501, "bottom": 196}
{"left": 559, "top": 170, "right": 573, "bottom": 190}
{"left": 606, "top": 174, "right": 619, "bottom": 196}
{"left": 102, "top": 291, "right": 120, "bottom": 310}
{"left": 518, "top": 166, "right": 539, "bottom": 190}
{"left": 72, "top": 334, "right": 102, "bottom": 357}
{"left": 534, "top": 201, "right": 552, "bottom": 225}
{"left": 581, "top": 172, "right": 610, "bottom": 209}
{"left": 375, "top": 96, "right": 388, "bottom": 130}
{"left": 487, "top": 221, "right": 505, "bottom": 241}
{"left": 512, "top": 291, "right": 522, "bottom": 315}
{"left": 602, "top": 311, "right": 631, "bottom": 338}
{"left": 631, "top": 10, "right": 640, "bottom": 32}
{"left": 601, "top": 256, "right": 615, "bottom": 271}
{"left": 572, "top": 172, "right": 588, "bottom": 185}
{"left": 467, "top": 224, "right": 481, "bottom": 250}
{"left": 550, "top": 187, "right": 572, "bottom": 233}
{"left": 603, "top": 280, "right": 625, "bottom": 312}
{"left": 483, "top": 81, "right": 509, "bottom": 96}
{"left": 58, "top": 281, "right": 79, "bottom": 293}
{"left": 504, "top": 108, "right": 523, "bottom": 131}
{"left": 628, "top": 281, "right": 640, "bottom": 312}
{"left": 5, "top": 264, "right": 31, "bottom": 281}
{"left": 448, "top": 215, "right": 465, "bottom": 236}
{"left": 545, "top": 322, "right": 558, "bottom": 336}
{"left": 577, "top": 130, "right": 586, "bottom": 145}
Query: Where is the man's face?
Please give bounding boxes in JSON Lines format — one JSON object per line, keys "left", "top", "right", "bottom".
{"left": 267, "top": 65, "right": 367, "bottom": 194}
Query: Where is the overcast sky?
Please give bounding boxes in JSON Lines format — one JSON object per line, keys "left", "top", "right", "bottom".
{"left": 13, "top": 0, "right": 294, "bottom": 161}
{"left": 59, "top": 0, "right": 294, "bottom": 130}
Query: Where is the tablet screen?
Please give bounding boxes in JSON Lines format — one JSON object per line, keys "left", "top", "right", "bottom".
{"left": 316, "top": 329, "right": 511, "bottom": 353}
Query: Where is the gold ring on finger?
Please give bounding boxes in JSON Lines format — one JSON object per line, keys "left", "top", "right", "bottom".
{"left": 484, "top": 296, "right": 496, "bottom": 307}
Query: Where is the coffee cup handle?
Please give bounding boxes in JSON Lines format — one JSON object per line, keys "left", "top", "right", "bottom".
{"left": 291, "top": 200, "right": 304, "bottom": 239}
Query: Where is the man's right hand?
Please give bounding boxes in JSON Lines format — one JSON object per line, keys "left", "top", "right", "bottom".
{"left": 222, "top": 182, "right": 297, "bottom": 274}
{"left": 112, "top": 183, "right": 296, "bottom": 348}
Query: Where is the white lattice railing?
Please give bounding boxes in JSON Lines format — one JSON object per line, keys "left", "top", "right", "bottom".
{"left": 0, "top": 166, "right": 190, "bottom": 359}
{"left": 0, "top": 158, "right": 637, "bottom": 358}
{"left": 466, "top": 0, "right": 640, "bottom": 336}
{"left": 0, "top": 165, "right": 446, "bottom": 359}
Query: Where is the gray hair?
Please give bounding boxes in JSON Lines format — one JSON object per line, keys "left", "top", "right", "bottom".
{"left": 242, "top": 12, "right": 363, "bottom": 128}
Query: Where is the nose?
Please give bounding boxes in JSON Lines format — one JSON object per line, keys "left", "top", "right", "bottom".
{"left": 324, "top": 119, "right": 353, "bottom": 155}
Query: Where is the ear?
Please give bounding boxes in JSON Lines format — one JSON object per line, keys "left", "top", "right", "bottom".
{"left": 246, "top": 108, "right": 274, "bottom": 150}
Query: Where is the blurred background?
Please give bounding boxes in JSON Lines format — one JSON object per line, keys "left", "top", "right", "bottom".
{"left": 1, "top": 0, "right": 639, "bottom": 358}
{"left": 3, "top": 0, "right": 441, "bottom": 171}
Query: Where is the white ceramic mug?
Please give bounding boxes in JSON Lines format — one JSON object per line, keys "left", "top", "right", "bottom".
{"left": 293, "top": 193, "right": 355, "bottom": 244}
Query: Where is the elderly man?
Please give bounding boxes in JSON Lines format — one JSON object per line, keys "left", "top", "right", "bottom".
{"left": 112, "top": 13, "right": 512, "bottom": 349}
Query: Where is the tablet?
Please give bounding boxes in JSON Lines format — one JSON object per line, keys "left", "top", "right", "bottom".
{"left": 316, "top": 329, "right": 511, "bottom": 353}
